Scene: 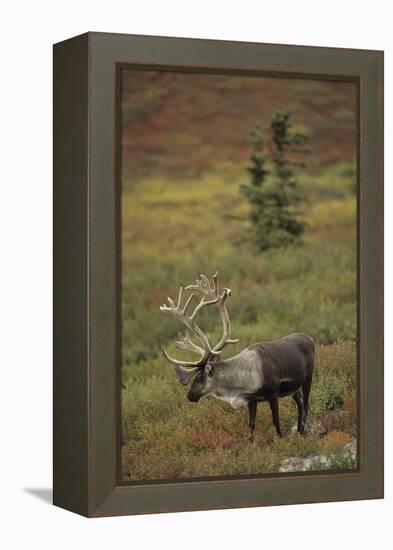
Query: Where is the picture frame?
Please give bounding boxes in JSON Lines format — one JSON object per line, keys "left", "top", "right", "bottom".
{"left": 53, "top": 32, "right": 383, "bottom": 517}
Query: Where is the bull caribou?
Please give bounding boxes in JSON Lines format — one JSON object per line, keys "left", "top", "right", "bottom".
{"left": 160, "top": 273, "right": 314, "bottom": 442}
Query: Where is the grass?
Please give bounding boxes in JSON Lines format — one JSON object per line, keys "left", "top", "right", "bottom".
{"left": 121, "top": 163, "right": 357, "bottom": 481}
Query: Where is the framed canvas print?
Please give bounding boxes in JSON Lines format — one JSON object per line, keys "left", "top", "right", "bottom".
{"left": 53, "top": 32, "right": 383, "bottom": 517}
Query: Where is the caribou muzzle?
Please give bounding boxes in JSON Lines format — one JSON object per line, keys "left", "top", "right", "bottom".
{"left": 187, "top": 391, "right": 201, "bottom": 403}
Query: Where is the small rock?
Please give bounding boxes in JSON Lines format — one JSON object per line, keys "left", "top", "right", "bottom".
{"left": 279, "top": 457, "right": 307, "bottom": 473}
{"left": 279, "top": 438, "right": 357, "bottom": 473}
{"left": 343, "top": 439, "right": 357, "bottom": 460}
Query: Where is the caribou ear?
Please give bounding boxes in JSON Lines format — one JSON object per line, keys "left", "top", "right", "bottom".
{"left": 173, "top": 364, "right": 199, "bottom": 385}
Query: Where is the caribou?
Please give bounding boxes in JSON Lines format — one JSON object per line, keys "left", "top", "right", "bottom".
{"left": 160, "top": 273, "right": 314, "bottom": 442}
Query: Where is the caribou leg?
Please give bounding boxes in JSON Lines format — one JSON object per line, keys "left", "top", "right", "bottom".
{"left": 292, "top": 390, "right": 305, "bottom": 434}
{"left": 248, "top": 401, "right": 257, "bottom": 444}
{"left": 302, "top": 376, "right": 312, "bottom": 427}
{"left": 269, "top": 396, "right": 283, "bottom": 437}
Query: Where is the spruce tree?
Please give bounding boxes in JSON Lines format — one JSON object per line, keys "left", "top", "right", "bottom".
{"left": 240, "top": 108, "right": 308, "bottom": 252}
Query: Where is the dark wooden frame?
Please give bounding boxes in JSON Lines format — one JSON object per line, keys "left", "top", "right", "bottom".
{"left": 53, "top": 32, "right": 383, "bottom": 517}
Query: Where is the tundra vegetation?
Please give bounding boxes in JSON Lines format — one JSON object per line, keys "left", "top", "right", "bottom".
{"left": 121, "top": 72, "right": 357, "bottom": 481}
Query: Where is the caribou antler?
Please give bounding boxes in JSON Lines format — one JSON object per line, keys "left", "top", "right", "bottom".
{"left": 186, "top": 272, "right": 239, "bottom": 354}
{"left": 160, "top": 272, "right": 239, "bottom": 371}
{"left": 160, "top": 284, "right": 220, "bottom": 369}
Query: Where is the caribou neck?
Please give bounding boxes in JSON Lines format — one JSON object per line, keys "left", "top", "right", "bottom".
{"left": 208, "top": 347, "right": 264, "bottom": 409}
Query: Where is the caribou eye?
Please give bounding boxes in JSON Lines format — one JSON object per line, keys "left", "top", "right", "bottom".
{"left": 205, "top": 364, "right": 213, "bottom": 376}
